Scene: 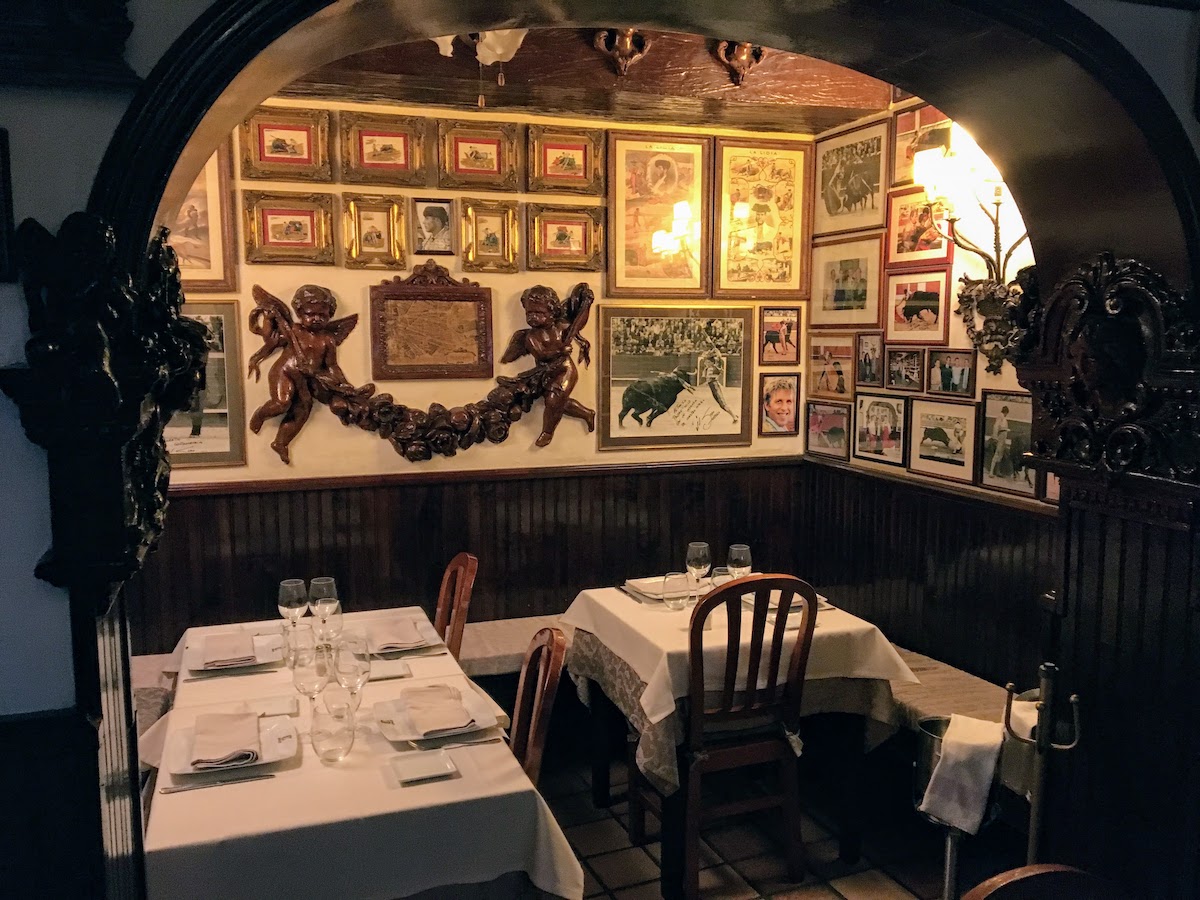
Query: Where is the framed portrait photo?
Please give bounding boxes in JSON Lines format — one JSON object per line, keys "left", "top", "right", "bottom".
{"left": 242, "top": 190, "right": 335, "bottom": 265}
{"left": 908, "top": 397, "right": 977, "bottom": 484}
{"left": 438, "top": 120, "right": 522, "bottom": 191}
{"left": 809, "top": 233, "right": 883, "bottom": 330}
{"left": 239, "top": 106, "right": 331, "bottom": 182}
{"left": 807, "top": 331, "right": 856, "bottom": 401}
{"left": 853, "top": 393, "right": 908, "bottom": 467}
{"left": 813, "top": 119, "right": 888, "bottom": 236}
{"left": 884, "top": 347, "right": 925, "bottom": 392}
{"left": 978, "top": 390, "right": 1036, "bottom": 497}
{"left": 607, "top": 131, "right": 713, "bottom": 299}
{"left": 411, "top": 198, "right": 456, "bottom": 256}
{"left": 758, "top": 306, "right": 801, "bottom": 366}
{"left": 855, "top": 332, "right": 884, "bottom": 388}
{"left": 338, "top": 111, "right": 431, "bottom": 187}
{"left": 890, "top": 104, "right": 951, "bottom": 187}
{"left": 525, "top": 203, "right": 603, "bottom": 271}
{"left": 714, "top": 137, "right": 811, "bottom": 299}
{"left": 926, "top": 348, "right": 977, "bottom": 398}
{"left": 527, "top": 125, "right": 604, "bottom": 195}
{"left": 598, "top": 306, "right": 752, "bottom": 450}
{"left": 461, "top": 198, "right": 518, "bottom": 273}
{"left": 342, "top": 194, "right": 405, "bottom": 270}
{"left": 167, "top": 139, "right": 238, "bottom": 293}
{"left": 885, "top": 186, "right": 953, "bottom": 269}
{"left": 166, "top": 300, "right": 246, "bottom": 467}
{"left": 885, "top": 267, "right": 952, "bottom": 345}
{"left": 805, "top": 401, "right": 851, "bottom": 461}
{"left": 759, "top": 373, "right": 801, "bottom": 437}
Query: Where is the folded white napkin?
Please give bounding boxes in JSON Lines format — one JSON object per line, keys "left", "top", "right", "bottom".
{"left": 190, "top": 712, "right": 261, "bottom": 769}
{"left": 919, "top": 714, "right": 1004, "bottom": 834}
{"left": 1008, "top": 700, "right": 1038, "bottom": 739}
{"left": 202, "top": 633, "right": 257, "bottom": 669}
{"left": 372, "top": 619, "right": 426, "bottom": 653}
{"left": 401, "top": 683, "right": 474, "bottom": 737}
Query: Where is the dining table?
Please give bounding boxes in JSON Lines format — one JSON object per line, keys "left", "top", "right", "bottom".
{"left": 142, "top": 606, "right": 583, "bottom": 900}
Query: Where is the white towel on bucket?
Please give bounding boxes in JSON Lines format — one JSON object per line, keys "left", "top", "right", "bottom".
{"left": 919, "top": 714, "right": 1004, "bottom": 834}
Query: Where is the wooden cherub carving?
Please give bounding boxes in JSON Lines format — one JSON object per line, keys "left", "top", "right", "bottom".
{"left": 499, "top": 283, "right": 595, "bottom": 447}
{"left": 247, "top": 284, "right": 375, "bottom": 463}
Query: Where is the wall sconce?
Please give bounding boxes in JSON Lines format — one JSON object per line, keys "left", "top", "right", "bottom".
{"left": 431, "top": 30, "right": 528, "bottom": 106}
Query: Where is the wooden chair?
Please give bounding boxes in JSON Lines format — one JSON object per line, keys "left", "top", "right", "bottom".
{"left": 509, "top": 626, "right": 567, "bottom": 785}
{"left": 432, "top": 552, "right": 478, "bottom": 660}
{"left": 962, "top": 864, "right": 1129, "bottom": 899}
{"left": 628, "top": 574, "right": 819, "bottom": 900}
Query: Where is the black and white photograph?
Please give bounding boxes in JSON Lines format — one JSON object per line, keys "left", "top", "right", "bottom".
{"left": 885, "top": 347, "right": 925, "bottom": 392}
{"left": 855, "top": 332, "right": 883, "bottom": 388}
{"left": 411, "top": 198, "right": 455, "bottom": 256}
{"left": 908, "top": 397, "right": 977, "bottom": 484}
{"left": 853, "top": 393, "right": 907, "bottom": 467}
{"left": 599, "top": 306, "right": 753, "bottom": 450}
{"left": 978, "top": 390, "right": 1035, "bottom": 496}
{"left": 813, "top": 120, "right": 889, "bottom": 236}
{"left": 927, "top": 348, "right": 977, "bottom": 398}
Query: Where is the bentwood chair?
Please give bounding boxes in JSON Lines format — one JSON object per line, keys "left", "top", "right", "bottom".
{"left": 510, "top": 626, "right": 567, "bottom": 785}
{"left": 962, "top": 864, "right": 1129, "bottom": 900}
{"left": 627, "top": 574, "right": 819, "bottom": 900}
{"left": 432, "top": 552, "right": 478, "bottom": 660}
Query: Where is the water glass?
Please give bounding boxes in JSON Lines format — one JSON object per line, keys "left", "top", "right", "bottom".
{"left": 284, "top": 622, "right": 316, "bottom": 669}
{"left": 308, "top": 576, "right": 339, "bottom": 619}
{"left": 278, "top": 578, "right": 308, "bottom": 624}
{"left": 727, "top": 544, "right": 752, "bottom": 579}
{"left": 663, "top": 572, "right": 689, "bottom": 611}
{"left": 311, "top": 702, "right": 355, "bottom": 763}
{"left": 710, "top": 566, "right": 734, "bottom": 588}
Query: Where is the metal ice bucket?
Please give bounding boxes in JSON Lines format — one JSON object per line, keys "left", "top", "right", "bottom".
{"left": 915, "top": 716, "right": 951, "bottom": 808}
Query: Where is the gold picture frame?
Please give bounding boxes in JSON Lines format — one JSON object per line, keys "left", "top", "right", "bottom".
{"left": 168, "top": 139, "right": 238, "bottom": 294}
{"left": 242, "top": 190, "right": 335, "bottom": 265}
{"left": 342, "top": 193, "right": 405, "bottom": 270}
{"left": 338, "top": 111, "right": 431, "bottom": 187}
{"left": 437, "top": 120, "right": 522, "bottom": 191}
{"left": 239, "top": 106, "right": 332, "bottom": 182}
{"left": 527, "top": 125, "right": 605, "bottom": 195}
{"left": 461, "top": 198, "right": 518, "bottom": 273}
{"left": 525, "top": 203, "right": 603, "bottom": 271}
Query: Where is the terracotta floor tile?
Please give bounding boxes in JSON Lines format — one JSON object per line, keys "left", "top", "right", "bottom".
{"left": 589, "top": 847, "right": 661, "bottom": 891}
{"left": 568, "top": 818, "right": 635, "bottom": 857}
{"left": 695, "top": 863, "right": 760, "bottom": 900}
{"left": 612, "top": 880, "right": 664, "bottom": 900}
{"left": 703, "top": 821, "right": 782, "bottom": 862}
{"left": 583, "top": 862, "right": 607, "bottom": 898}
{"left": 828, "top": 868, "right": 922, "bottom": 900}
{"left": 644, "top": 838, "right": 723, "bottom": 869}
{"left": 804, "top": 838, "right": 873, "bottom": 881}
{"left": 551, "top": 789, "right": 616, "bottom": 827}
{"left": 731, "top": 851, "right": 814, "bottom": 895}
{"left": 769, "top": 884, "right": 843, "bottom": 899}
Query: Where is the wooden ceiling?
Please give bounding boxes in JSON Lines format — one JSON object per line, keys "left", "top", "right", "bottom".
{"left": 280, "top": 29, "right": 891, "bottom": 135}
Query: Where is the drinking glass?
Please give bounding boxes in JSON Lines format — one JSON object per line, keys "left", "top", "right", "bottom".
{"left": 710, "top": 566, "right": 734, "bottom": 588}
{"left": 663, "top": 572, "right": 689, "bottom": 611}
{"left": 278, "top": 578, "right": 308, "bottom": 624}
{"left": 315, "top": 603, "right": 343, "bottom": 648}
{"left": 308, "top": 576, "right": 339, "bottom": 619}
{"left": 727, "top": 544, "right": 752, "bottom": 579}
{"left": 685, "top": 542, "right": 711, "bottom": 603}
{"left": 293, "top": 645, "right": 330, "bottom": 717}
{"left": 334, "top": 632, "right": 371, "bottom": 711}
{"left": 311, "top": 702, "right": 355, "bottom": 763}
{"left": 284, "top": 622, "right": 316, "bottom": 669}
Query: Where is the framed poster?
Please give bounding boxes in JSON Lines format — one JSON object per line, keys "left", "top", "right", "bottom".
{"left": 885, "top": 267, "right": 952, "bottom": 345}
{"left": 461, "top": 198, "right": 518, "bottom": 273}
{"left": 437, "top": 120, "right": 522, "bottom": 191}
{"left": 978, "top": 390, "right": 1036, "bottom": 497}
{"left": 527, "top": 125, "right": 604, "bottom": 195}
{"left": 853, "top": 393, "right": 908, "bottom": 467}
{"left": 855, "top": 332, "right": 883, "bottom": 388}
{"left": 242, "top": 190, "right": 335, "bottom": 265}
{"left": 927, "top": 348, "right": 977, "bottom": 398}
{"left": 813, "top": 119, "right": 888, "bottom": 236}
{"left": 239, "top": 106, "right": 332, "bottom": 182}
{"left": 607, "top": 132, "right": 713, "bottom": 298}
{"left": 806, "top": 401, "right": 851, "bottom": 461}
{"left": 807, "top": 331, "right": 855, "bottom": 401}
{"left": 758, "top": 306, "right": 801, "bottom": 366}
{"left": 411, "top": 198, "right": 455, "bottom": 256}
{"left": 809, "top": 233, "right": 883, "bottom": 329}
{"left": 759, "top": 373, "right": 801, "bottom": 437}
{"left": 598, "top": 306, "right": 752, "bottom": 450}
{"left": 714, "top": 137, "right": 811, "bottom": 299}
{"left": 338, "top": 112, "right": 431, "bottom": 187}
{"left": 885, "top": 347, "right": 925, "bottom": 392}
{"left": 890, "top": 104, "right": 951, "bottom": 187}
{"left": 166, "top": 300, "right": 246, "bottom": 467}
{"left": 885, "top": 186, "right": 953, "bottom": 269}
{"left": 525, "top": 203, "right": 603, "bottom": 271}
{"left": 168, "top": 139, "right": 238, "bottom": 293}
{"left": 342, "top": 194, "right": 405, "bottom": 269}
{"left": 908, "top": 397, "right": 977, "bottom": 484}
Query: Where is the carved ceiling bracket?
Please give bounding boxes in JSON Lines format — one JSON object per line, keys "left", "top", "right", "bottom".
{"left": 593, "top": 28, "right": 651, "bottom": 76}
{"left": 715, "top": 41, "right": 766, "bottom": 86}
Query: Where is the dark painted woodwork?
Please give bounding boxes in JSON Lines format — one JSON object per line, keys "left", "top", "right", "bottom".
{"left": 0, "top": 0, "right": 139, "bottom": 89}
{"left": 0, "top": 128, "right": 13, "bottom": 282}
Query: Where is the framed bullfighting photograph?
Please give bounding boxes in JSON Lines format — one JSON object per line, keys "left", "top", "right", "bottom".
{"left": 338, "top": 111, "right": 431, "bottom": 187}
{"left": 527, "top": 124, "right": 604, "bottom": 195}
{"left": 758, "top": 306, "right": 801, "bottom": 366}
{"left": 907, "top": 397, "right": 977, "bottom": 484}
{"left": 978, "top": 390, "right": 1036, "bottom": 497}
{"left": 461, "top": 198, "right": 518, "bottom": 274}
{"left": 805, "top": 401, "right": 851, "bottom": 461}
{"left": 242, "top": 190, "right": 335, "bottom": 265}
{"left": 167, "top": 139, "right": 238, "bottom": 293}
{"left": 598, "top": 306, "right": 753, "bottom": 450}
{"left": 890, "top": 104, "right": 951, "bottom": 187}
{"left": 807, "top": 331, "right": 855, "bottom": 401}
{"left": 239, "top": 106, "right": 332, "bottom": 182}
{"left": 759, "top": 373, "right": 801, "bottom": 437}
{"left": 852, "top": 393, "right": 908, "bottom": 467}
{"left": 809, "top": 233, "right": 883, "bottom": 330}
{"left": 885, "top": 267, "right": 951, "bottom": 345}
{"left": 342, "top": 194, "right": 405, "bottom": 270}
{"left": 813, "top": 119, "right": 888, "bottom": 237}
{"left": 885, "top": 186, "right": 953, "bottom": 269}
{"left": 525, "top": 203, "right": 603, "bottom": 271}
{"left": 437, "top": 119, "right": 522, "bottom": 191}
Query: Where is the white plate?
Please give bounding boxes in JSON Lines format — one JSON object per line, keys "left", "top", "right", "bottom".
{"left": 367, "top": 617, "right": 442, "bottom": 656}
{"left": 373, "top": 681, "right": 498, "bottom": 743}
{"left": 164, "top": 715, "right": 298, "bottom": 775}
{"left": 740, "top": 593, "right": 835, "bottom": 612}
{"left": 181, "top": 632, "right": 285, "bottom": 673}
{"left": 624, "top": 575, "right": 711, "bottom": 600}
{"left": 391, "top": 749, "right": 457, "bottom": 785}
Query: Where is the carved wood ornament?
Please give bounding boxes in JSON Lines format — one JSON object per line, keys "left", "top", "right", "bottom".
{"left": 593, "top": 28, "right": 651, "bottom": 76}
{"left": 716, "top": 42, "right": 766, "bottom": 86}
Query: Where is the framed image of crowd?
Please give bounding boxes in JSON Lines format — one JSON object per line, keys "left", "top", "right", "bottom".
{"left": 239, "top": 106, "right": 332, "bottom": 182}
{"left": 809, "top": 234, "right": 883, "bottom": 330}
{"left": 885, "top": 187, "right": 953, "bottom": 269}
{"left": 598, "top": 306, "right": 752, "bottom": 450}
{"left": 808, "top": 332, "right": 855, "bottom": 401}
{"left": 852, "top": 393, "right": 907, "bottom": 467}
{"left": 714, "top": 138, "right": 811, "bottom": 299}
{"left": 339, "top": 112, "right": 430, "bottom": 187}
{"left": 890, "top": 104, "right": 951, "bottom": 187}
{"left": 525, "top": 203, "right": 603, "bottom": 271}
{"left": 411, "top": 198, "right": 455, "bottom": 256}
{"left": 242, "top": 190, "right": 335, "bottom": 265}
{"left": 759, "top": 306, "right": 801, "bottom": 366}
{"left": 166, "top": 300, "right": 245, "bottom": 467}
{"left": 607, "top": 132, "right": 712, "bottom": 298}
{"left": 885, "top": 268, "right": 951, "bottom": 345}
{"left": 342, "top": 194, "right": 405, "bottom": 269}
{"left": 907, "top": 397, "right": 977, "bottom": 484}
{"left": 855, "top": 332, "right": 883, "bottom": 388}
{"left": 527, "top": 125, "right": 604, "bottom": 195}
{"left": 461, "top": 198, "right": 518, "bottom": 274}
{"left": 885, "top": 347, "right": 925, "bottom": 392}
{"left": 978, "top": 390, "right": 1036, "bottom": 497}
{"left": 168, "top": 140, "right": 238, "bottom": 293}
{"left": 926, "top": 348, "right": 977, "bottom": 398}
{"left": 813, "top": 119, "right": 888, "bottom": 236}
{"left": 438, "top": 120, "right": 522, "bottom": 191}
{"left": 759, "top": 373, "right": 800, "bottom": 437}
{"left": 805, "top": 401, "right": 850, "bottom": 461}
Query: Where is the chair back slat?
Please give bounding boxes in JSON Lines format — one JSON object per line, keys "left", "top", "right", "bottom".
{"left": 510, "top": 626, "right": 567, "bottom": 785}
{"left": 433, "top": 552, "right": 478, "bottom": 659}
{"left": 721, "top": 598, "right": 741, "bottom": 708}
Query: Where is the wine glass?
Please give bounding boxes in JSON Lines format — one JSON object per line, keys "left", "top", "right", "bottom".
{"left": 278, "top": 579, "right": 308, "bottom": 625}
{"left": 685, "top": 542, "right": 711, "bottom": 603}
{"left": 662, "top": 572, "right": 689, "bottom": 611}
{"left": 727, "top": 544, "right": 752, "bottom": 579}
{"left": 333, "top": 632, "right": 371, "bottom": 712}
{"left": 293, "top": 644, "right": 330, "bottom": 718}
{"left": 315, "top": 603, "right": 343, "bottom": 649}
{"left": 308, "top": 576, "right": 339, "bottom": 619}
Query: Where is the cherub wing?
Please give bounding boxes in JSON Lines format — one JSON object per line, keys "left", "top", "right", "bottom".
{"left": 250, "top": 285, "right": 293, "bottom": 329}
{"left": 247, "top": 285, "right": 294, "bottom": 380}
{"left": 564, "top": 282, "right": 594, "bottom": 333}
{"left": 327, "top": 314, "right": 359, "bottom": 346}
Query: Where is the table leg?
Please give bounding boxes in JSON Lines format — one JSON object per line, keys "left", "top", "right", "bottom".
{"left": 588, "top": 679, "right": 615, "bottom": 808}
{"left": 835, "top": 713, "right": 866, "bottom": 863}
{"left": 659, "top": 770, "right": 687, "bottom": 900}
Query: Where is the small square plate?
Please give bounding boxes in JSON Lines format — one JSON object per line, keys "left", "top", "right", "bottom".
{"left": 181, "top": 633, "right": 286, "bottom": 673}
{"left": 391, "top": 749, "right": 457, "bottom": 785}
{"left": 164, "top": 715, "right": 298, "bottom": 775}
